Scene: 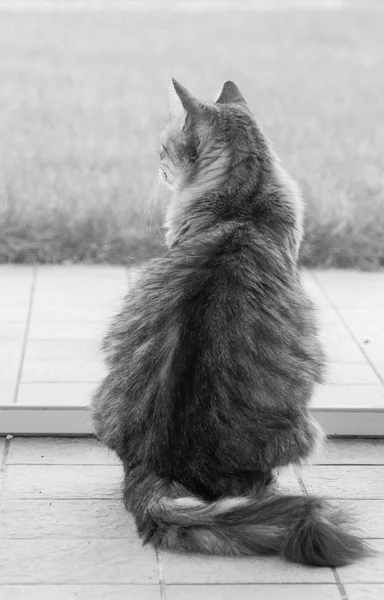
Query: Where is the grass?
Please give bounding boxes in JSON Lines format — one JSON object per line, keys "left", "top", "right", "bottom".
{"left": 0, "top": 6, "right": 383, "bottom": 269}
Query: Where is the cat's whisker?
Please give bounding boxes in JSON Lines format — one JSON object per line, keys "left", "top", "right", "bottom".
{"left": 143, "top": 176, "right": 164, "bottom": 241}
{"left": 140, "top": 177, "right": 161, "bottom": 229}
{"left": 153, "top": 179, "right": 165, "bottom": 238}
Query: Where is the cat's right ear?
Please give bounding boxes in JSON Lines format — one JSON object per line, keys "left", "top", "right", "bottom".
{"left": 215, "top": 81, "right": 250, "bottom": 111}
{"left": 169, "top": 79, "right": 201, "bottom": 130}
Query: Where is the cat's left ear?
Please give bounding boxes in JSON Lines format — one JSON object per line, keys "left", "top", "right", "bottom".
{"left": 215, "top": 81, "right": 249, "bottom": 109}
{"left": 170, "top": 79, "right": 202, "bottom": 130}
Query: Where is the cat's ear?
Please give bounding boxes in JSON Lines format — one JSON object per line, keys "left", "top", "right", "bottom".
{"left": 170, "top": 79, "right": 202, "bottom": 130}
{"left": 171, "top": 78, "right": 200, "bottom": 113}
{"left": 168, "top": 80, "right": 185, "bottom": 119}
{"left": 215, "top": 81, "right": 249, "bottom": 108}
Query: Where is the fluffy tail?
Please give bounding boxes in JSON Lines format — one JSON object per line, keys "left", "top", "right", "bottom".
{"left": 145, "top": 492, "right": 369, "bottom": 566}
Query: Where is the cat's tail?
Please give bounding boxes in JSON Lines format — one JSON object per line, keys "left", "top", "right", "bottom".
{"left": 144, "top": 491, "right": 369, "bottom": 566}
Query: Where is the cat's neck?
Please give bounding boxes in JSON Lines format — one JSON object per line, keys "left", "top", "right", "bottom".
{"left": 164, "top": 160, "right": 303, "bottom": 259}
{"left": 164, "top": 190, "right": 216, "bottom": 249}
{"left": 164, "top": 146, "right": 230, "bottom": 247}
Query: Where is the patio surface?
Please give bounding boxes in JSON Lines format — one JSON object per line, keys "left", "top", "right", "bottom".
{"left": 1, "top": 266, "right": 384, "bottom": 435}
{"left": 0, "top": 436, "right": 383, "bottom": 598}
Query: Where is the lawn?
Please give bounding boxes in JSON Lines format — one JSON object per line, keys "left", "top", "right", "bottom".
{"left": 0, "top": 5, "right": 383, "bottom": 268}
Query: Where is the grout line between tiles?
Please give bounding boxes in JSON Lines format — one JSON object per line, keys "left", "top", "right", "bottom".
{"left": 4, "top": 494, "right": 384, "bottom": 501}
{"left": 19, "top": 380, "right": 102, "bottom": 384}
{"left": 312, "top": 272, "right": 384, "bottom": 387}
{"left": 6, "top": 463, "right": 121, "bottom": 466}
{"left": 12, "top": 267, "right": 37, "bottom": 405}
{"left": 333, "top": 569, "right": 349, "bottom": 600}
{"left": 3, "top": 497, "right": 125, "bottom": 501}
{"left": 304, "top": 269, "right": 334, "bottom": 308}
{"left": 13, "top": 462, "right": 384, "bottom": 467}
{"left": 293, "top": 465, "right": 307, "bottom": 496}
{"left": 156, "top": 549, "right": 167, "bottom": 600}
{"left": 0, "top": 438, "right": 11, "bottom": 493}
{"left": 295, "top": 460, "right": 349, "bottom": 600}
{"left": 0, "top": 583, "right": 344, "bottom": 587}
{"left": 163, "top": 583, "right": 345, "bottom": 587}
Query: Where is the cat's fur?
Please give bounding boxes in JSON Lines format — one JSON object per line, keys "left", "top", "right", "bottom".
{"left": 92, "top": 80, "right": 367, "bottom": 566}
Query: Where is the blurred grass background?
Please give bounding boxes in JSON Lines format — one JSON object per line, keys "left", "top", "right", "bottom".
{"left": 0, "top": 3, "right": 383, "bottom": 268}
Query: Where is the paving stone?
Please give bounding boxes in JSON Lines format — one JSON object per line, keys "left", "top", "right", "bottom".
{"left": 7, "top": 437, "right": 118, "bottom": 465}
{"left": 340, "top": 309, "right": 384, "bottom": 343}
{"left": 35, "top": 265, "right": 127, "bottom": 282}
{"left": 20, "top": 361, "right": 106, "bottom": 383}
{"left": 317, "top": 308, "right": 344, "bottom": 326}
{"left": 166, "top": 584, "right": 341, "bottom": 600}
{"left": 326, "top": 362, "right": 381, "bottom": 385}
{"left": 2, "top": 358, "right": 20, "bottom": 376}
{"left": 365, "top": 356, "right": 384, "bottom": 382}
{"left": 338, "top": 310, "right": 384, "bottom": 377}
{"left": 0, "top": 280, "right": 33, "bottom": 295}
{"left": 300, "top": 466, "right": 384, "bottom": 499}
{"left": 0, "top": 289, "right": 32, "bottom": 306}
{"left": 0, "top": 380, "right": 17, "bottom": 404}
{"left": 301, "top": 272, "right": 333, "bottom": 309}
{"left": 28, "top": 322, "right": 107, "bottom": 341}
{"left": 160, "top": 551, "right": 334, "bottom": 584}
{"left": 320, "top": 327, "right": 364, "bottom": 362}
{"left": 337, "top": 539, "right": 384, "bottom": 583}
{"left": 345, "top": 584, "right": 384, "bottom": 600}
{"left": 273, "top": 466, "right": 301, "bottom": 495}
{"left": 321, "top": 318, "right": 355, "bottom": 341}
{"left": 0, "top": 499, "right": 131, "bottom": 539}
{"left": 314, "top": 439, "right": 384, "bottom": 465}
{"left": 328, "top": 500, "right": 384, "bottom": 539}
{"left": 0, "top": 341, "right": 23, "bottom": 364}
{"left": 324, "top": 340, "right": 366, "bottom": 363}
{"left": 311, "top": 385, "right": 384, "bottom": 409}
{"left": 1, "top": 363, "right": 20, "bottom": 392}
{"left": 0, "top": 586, "right": 161, "bottom": 600}
{"left": 34, "top": 270, "right": 127, "bottom": 287}
{"left": 314, "top": 271, "right": 384, "bottom": 309}
{"left": 0, "top": 295, "right": 32, "bottom": 307}
{"left": 16, "top": 382, "right": 98, "bottom": 406}
{"left": 2, "top": 465, "right": 123, "bottom": 499}
{"left": 30, "top": 305, "right": 115, "bottom": 322}
{"left": 0, "top": 304, "right": 30, "bottom": 322}
{"left": 0, "top": 539, "right": 158, "bottom": 584}
{"left": 1, "top": 322, "right": 26, "bottom": 340}
{"left": 24, "top": 340, "right": 102, "bottom": 362}
{"left": 33, "top": 280, "right": 127, "bottom": 294}
{"left": 32, "top": 290, "right": 125, "bottom": 309}
{"left": 0, "top": 266, "right": 34, "bottom": 279}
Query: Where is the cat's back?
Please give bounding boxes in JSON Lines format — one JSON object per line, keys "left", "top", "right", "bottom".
{"left": 164, "top": 221, "right": 324, "bottom": 393}
{"left": 93, "top": 221, "right": 324, "bottom": 472}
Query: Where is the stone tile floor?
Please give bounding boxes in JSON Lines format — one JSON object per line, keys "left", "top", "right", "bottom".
{"left": 1, "top": 265, "right": 384, "bottom": 597}
{"left": 0, "top": 437, "right": 384, "bottom": 599}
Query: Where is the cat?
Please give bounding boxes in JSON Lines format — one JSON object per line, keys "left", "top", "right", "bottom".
{"left": 91, "top": 79, "right": 367, "bottom": 566}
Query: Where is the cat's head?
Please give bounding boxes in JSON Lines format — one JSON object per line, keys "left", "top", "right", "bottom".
{"left": 160, "top": 80, "right": 303, "bottom": 255}
{"left": 159, "top": 79, "right": 269, "bottom": 195}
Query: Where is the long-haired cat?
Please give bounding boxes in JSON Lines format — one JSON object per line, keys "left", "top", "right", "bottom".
{"left": 92, "top": 79, "right": 366, "bottom": 566}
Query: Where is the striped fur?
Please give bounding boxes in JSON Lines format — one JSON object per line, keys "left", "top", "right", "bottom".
{"left": 92, "top": 80, "right": 368, "bottom": 566}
